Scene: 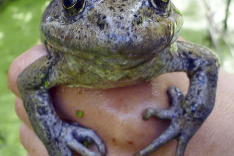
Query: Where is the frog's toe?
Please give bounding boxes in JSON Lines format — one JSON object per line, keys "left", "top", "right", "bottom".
{"left": 134, "top": 122, "right": 180, "bottom": 156}
{"left": 135, "top": 120, "right": 191, "bottom": 156}
{"left": 175, "top": 136, "right": 189, "bottom": 156}
{"left": 66, "top": 126, "right": 106, "bottom": 156}
{"left": 142, "top": 108, "right": 174, "bottom": 120}
{"left": 136, "top": 86, "right": 188, "bottom": 156}
{"left": 143, "top": 86, "right": 184, "bottom": 121}
{"left": 142, "top": 108, "right": 157, "bottom": 120}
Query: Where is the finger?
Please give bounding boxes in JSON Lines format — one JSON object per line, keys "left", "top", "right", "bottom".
{"left": 20, "top": 123, "right": 49, "bottom": 156}
{"left": 177, "top": 36, "right": 185, "bottom": 41}
{"left": 8, "top": 44, "right": 47, "bottom": 97}
{"left": 15, "top": 96, "right": 32, "bottom": 128}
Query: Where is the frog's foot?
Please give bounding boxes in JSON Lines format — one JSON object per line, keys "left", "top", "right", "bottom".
{"left": 135, "top": 86, "right": 196, "bottom": 156}
{"left": 143, "top": 86, "right": 184, "bottom": 121}
{"left": 65, "top": 122, "right": 106, "bottom": 156}
{"left": 47, "top": 122, "right": 106, "bottom": 156}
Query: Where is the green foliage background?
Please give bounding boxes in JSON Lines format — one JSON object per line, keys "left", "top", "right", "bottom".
{"left": 0, "top": 0, "right": 50, "bottom": 155}
{"left": 0, "top": 0, "right": 233, "bottom": 155}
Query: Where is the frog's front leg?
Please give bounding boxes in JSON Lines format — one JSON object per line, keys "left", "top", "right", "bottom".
{"left": 135, "top": 41, "right": 219, "bottom": 156}
{"left": 17, "top": 54, "right": 105, "bottom": 156}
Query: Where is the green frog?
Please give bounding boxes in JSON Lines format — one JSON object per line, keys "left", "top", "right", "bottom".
{"left": 17, "top": 0, "right": 219, "bottom": 155}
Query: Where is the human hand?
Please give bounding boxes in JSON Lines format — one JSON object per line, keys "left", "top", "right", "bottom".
{"left": 8, "top": 44, "right": 234, "bottom": 156}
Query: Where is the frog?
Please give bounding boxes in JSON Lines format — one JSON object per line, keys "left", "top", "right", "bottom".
{"left": 17, "top": 0, "right": 219, "bottom": 155}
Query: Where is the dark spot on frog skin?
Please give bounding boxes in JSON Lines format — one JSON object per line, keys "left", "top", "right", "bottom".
{"left": 37, "top": 105, "right": 48, "bottom": 115}
{"left": 97, "top": 15, "right": 107, "bottom": 30}
{"left": 64, "top": 34, "right": 72, "bottom": 41}
{"left": 109, "top": 6, "right": 115, "bottom": 12}
{"left": 118, "top": 15, "right": 124, "bottom": 20}
{"left": 119, "top": 7, "right": 124, "bottom": 12}
{"left": 133, "top": 14, "right": 143, "bottom": 25}
{"left": 181, "top": 52, "right": 196, "bottom": 71}
{"left": 186, "top": 58, "right": 195, "bottom": 71}
{"left": 108, "top": 33, "right": 117, "bottom": 41}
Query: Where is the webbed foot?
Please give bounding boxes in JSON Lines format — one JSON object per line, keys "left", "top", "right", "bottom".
{"left": 135, "top": 86, "right": 202, "bottom": 156}
{"left": 46, "top": 122, "right": 106, "bottom": 156}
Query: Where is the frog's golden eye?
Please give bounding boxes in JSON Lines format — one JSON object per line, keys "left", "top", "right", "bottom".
{"left": 151, "top": 0, "right": 169, "bottom": 10}
{"left": 62, "top": 0, "right": 86, "bottom": 16}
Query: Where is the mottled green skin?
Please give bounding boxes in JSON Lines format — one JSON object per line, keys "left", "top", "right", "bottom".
{"left": 17, "top": 0, "right": 219, "bottom": 156}
{"left": 39, "top": 0, "right": 183, "bottom": 89}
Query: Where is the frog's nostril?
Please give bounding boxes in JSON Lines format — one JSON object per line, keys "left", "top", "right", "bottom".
{"left": 101, "top": 15, "right": 106, "bottom": 20}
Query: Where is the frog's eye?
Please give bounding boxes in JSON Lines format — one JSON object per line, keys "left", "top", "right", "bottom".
{"left": 62, "top": 0, "right": 86, "bottom": 16}
{"left": 151, "top": 0, "right": 169, "bottom": 10}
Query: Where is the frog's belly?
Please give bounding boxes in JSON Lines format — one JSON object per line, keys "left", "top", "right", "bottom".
{"left": 67, "top": 58, "right": 161, "bottom": 89}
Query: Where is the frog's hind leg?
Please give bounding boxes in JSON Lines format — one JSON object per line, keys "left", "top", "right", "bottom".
{"left": 134, "top": 86, "right": 188, "bottom": 156}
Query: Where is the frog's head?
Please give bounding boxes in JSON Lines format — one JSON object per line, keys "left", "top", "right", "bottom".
{"left": 41, "top": 0, "right": 183, "bottom": 61}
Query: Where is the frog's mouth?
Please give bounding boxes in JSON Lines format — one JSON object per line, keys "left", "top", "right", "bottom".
{"left": 41, "top": 30, "right": 177, "bottom": 72}
{"left": 42, "top": 37, "right": 159, "bottom": 72}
